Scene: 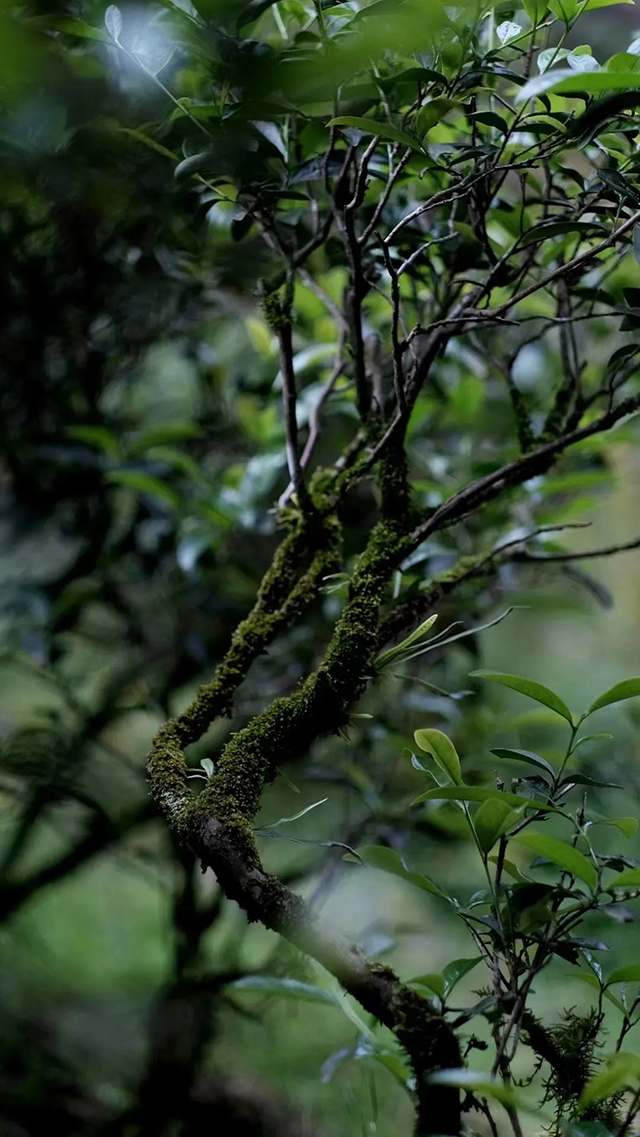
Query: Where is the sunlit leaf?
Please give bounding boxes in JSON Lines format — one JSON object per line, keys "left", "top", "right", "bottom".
{"left": 413, "top": 728, "right": 461, "bottom": 783}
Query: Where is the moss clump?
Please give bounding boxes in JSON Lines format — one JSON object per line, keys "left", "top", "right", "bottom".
{"left": 523, "top": 1008, "right": 623, "bottom": 1133}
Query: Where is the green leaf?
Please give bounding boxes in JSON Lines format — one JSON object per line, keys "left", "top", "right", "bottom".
{"left": 66, "top": 425, "right": 120, "bottom": 456}
{"left": 559, "top": 774, "right": 622, "bottom": 789}
{"left": 607, "top": 965, "right": 640, "bottom": 985}
{"left": 327, "top": 116, "right": 421, "bottom": 150}
{"left": 56, "top": 17, "right": 114, "bottom": 42}
{"left": 412, "top": 785, "right": 555, "bottom": 810}
{"left": 105, "top": 470, "right": 181, "bottom": 510}
{"left": 572, "top": 733, "right": 614, "bottom": 750}
{"left": 129, "top": 423, "right": 203, "bottom": 453}
{"left": 112, "top": 126, "right": 179, "bottom": 162}
{"left": 474, "top": 798, "right": 521, "bottom": 854}
{"left": 413, "top": 729, "right": 461, "bottom": 783}
{"left": 490, "top": 747, "right": 555, "bottom": 776}
{"left": 375, "top": 614, "right": 438, "bottom": 670}
{"left": 174, "top": 151, "right": 211, "bottom": 181}
{"left": 518, "top": 69, "right": 640, "bottom": 103}
{"left": 519, "top": 220, "right": 605, "bottom": 246}
{"left": 200, "top": 758, "right": 214, "bottom": 778}
{"left": 228, "top": 975, "right": 336, "bottom": 1005}
{"left": 237, "top": 0, "right": 280, "bottom": 28}
{"left": 348, "top": 845, "right": 448, "bottom": 899}
{"left": 591, "top": 817, "right": 638, "bottom": 839}
{"left": 570, "top": 972, "right": 627, "bottom": 1013}
{"left": 411, "top": 973, "right": 445, "bottom": 997}
{"left": 608, "top": 869, "right": 640, "bottom": 888}
{"left": 467, "top": 110, "right": 509, "bottom": 133}
{"left": 471, "top": 671, "right": 574, "bottom": 724}
{"left": 563, "top": 1121, "right": 616, "bottom": 1137}
{"left": 588, "top": 678, "right": 640, "bottom": 714}
{"left": 427, "top": 1068, "right": 517, "bottom": 1105}
{"left": 580, "top": 1051, "right": 640, "bottom": 1107}
{"left": 442, "top": 956, "right": 483, "bottom": 995}
{"left": 523, "top": 0, "right": 548, "bottom": 23}
{"left": 513, "top": 832, "right": 597, "bottom": 889}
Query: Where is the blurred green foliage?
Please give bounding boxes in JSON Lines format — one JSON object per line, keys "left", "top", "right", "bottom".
{"left": 2, "top": 0, "right": 640, "bottom": 1134}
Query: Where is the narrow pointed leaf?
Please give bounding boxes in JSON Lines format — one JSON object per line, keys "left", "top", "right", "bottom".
{"left": 262, "top": 798, "right": 328, "bottom": 829}
{"left": 412, "top": 785, "right": 555, "bottom": 810}
{"left": 229, "top": 976, "right": 336, "bottom": 1005}
{"left": 513, "top": 832, "right": 597, "bottom": 889}
{"left": 588, "top": 678, "right": 640, "bottom": 714}
{"left": 328, "top": 116, "right": 422, "bottom": 150}
{"left": 490, "top": 748, "right": 555, "bottom": 776}
{"left": 442, "top": 957, "right": 483, "bottom": 995}
{"left": 471, "top": 671, "right": 574, "bottom": 724}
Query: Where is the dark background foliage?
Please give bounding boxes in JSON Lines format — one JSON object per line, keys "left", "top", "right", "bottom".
{"left": 2, "top": 1, "right": 640, "bottom": 1134}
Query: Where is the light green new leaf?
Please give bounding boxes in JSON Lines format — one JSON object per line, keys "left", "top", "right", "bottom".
{"left": 474, "top": 797, "right": 521, "bottom": 854}
{"left": 412, "top": 785, "right": 555, "bottom": 810}
{"left": 513, "top": 832, "right": 597, "bottom": 889}
{"left": 328, "top": 116, "right": 421, "bottom": 150}
{"left": 349, "top": 845, "right": 448, "bottom": 899}
{"left": 471, "top": 671, "right": 574, "bottom": 724}
{"left": 591, "top": 817, "right": 638, "bottom": 839}
{"left": 580, "top": 1051, "right": 640, "bottom": 1107}
{"left": 609, "top": 869, "right": 640, "bottom": 888}
{"left": 414, "top": 728, "right": 461, "bottom": 783}
{"left": 607, "top": 965, "right": 640, "bottom": 985}
{"left": 588, "top": 678, "right": 640, "bottom": 714}
{"left": 229, "top": 975, "right": 336, "bottom": 1005}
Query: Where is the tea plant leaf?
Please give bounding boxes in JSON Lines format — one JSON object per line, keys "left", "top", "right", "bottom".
{"left": 513, "top": 832, "right": 597, "bottom": 889}
{"left": 414, "top": 729, "right": 461, "bottom": 783}
{"left": 471, "top": 672, "right": 574, "bottom": 724}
